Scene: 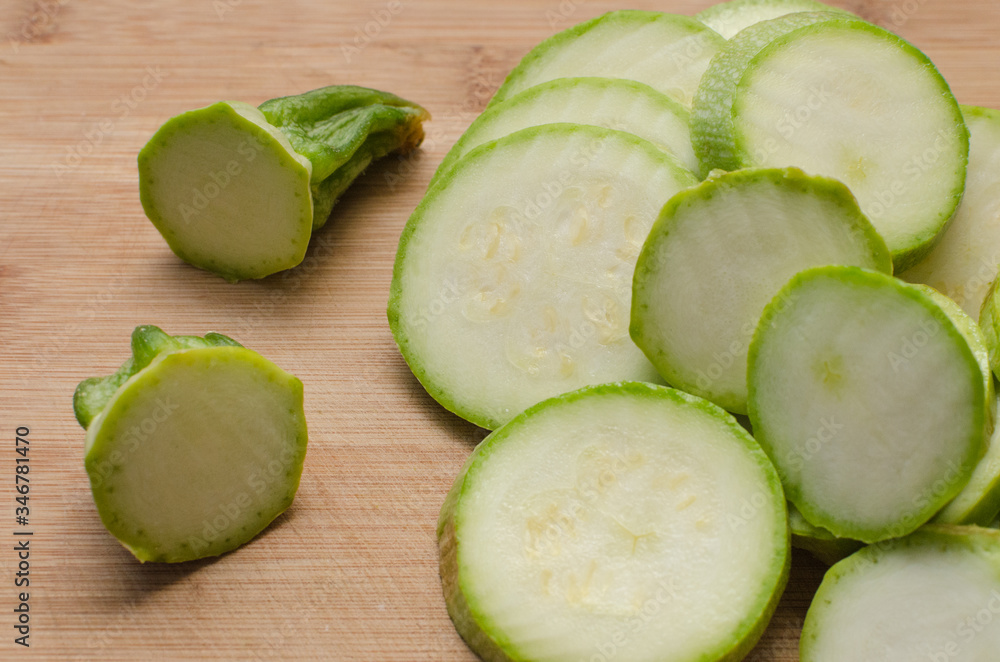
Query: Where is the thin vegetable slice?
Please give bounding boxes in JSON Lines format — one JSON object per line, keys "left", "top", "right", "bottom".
{"left": 748, "top": 266, "right": 985, "bottom": 543}
{"left": 139, "top": 85, "right": 428, "bottom": 281}
{"left": 902, "top": 106, "right": 1000, "bottom": 317}
{"left": 490, "top": 11, "right": 725, "bottom": 108}
{"left": 788, "top": 502, "right": 862, "bottom": 566}
{"left": 631, "top": 167, "right": 891, "bottom": 414}
{"left": 691, "top": 13, "right": 968, "bottom": 270}
{"left": 433, "top": 77, "right": 698, "bottom": 182}
{"left": 935, "top": 391, "right": 1000, "bottom": 526}
{"left": 77, "top": 326, "right": 308, "bottom": 562}
{"left": 439, "top": 382, "right": 788, "bottom": 662}
{"left": 801, "top": 525, "right": 1000, "bottom": 661}
{"left": 389, "top": 124, "right": 697, "bottom": 429}
{"left": 695, "top": 0, "right": 849, "bottom": 39}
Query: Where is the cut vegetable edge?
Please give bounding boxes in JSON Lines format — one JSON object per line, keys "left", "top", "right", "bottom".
{"left": 388, "top": 123, "right": 698, "bottom": 430}
{"left": 899, "top": 106, "right": 1000, "bottom": 318}
{"left": 138, "top": 101, "right": 314, "bottom": 282}
{"left": 84, "top": 346, "right": 308, "bottom": 562}
{"left": 630, "top": 166, "right": 892, "bottom": 415}
{"left": 789, "top": 502, "right": 863, "bottom": 566}
{"left": 490, "top": 10, "right": 725, "bottom": 108}
{"left": 438, "top": 381, "right": 789, "bottom": 662}
{"left": 692, "top": 14, "right": 968, "bottom": 270}
{"left": 694, "top": 0, "right": 852, "bottom": 40}
{"left": 800, "top": 524, "right": 1000, "bottom": 662}
{"left": 432, "top": 77, "right": 698, "bottom": 184}
{"left": 748, "top": 266, "right": 985, "bottom": 543}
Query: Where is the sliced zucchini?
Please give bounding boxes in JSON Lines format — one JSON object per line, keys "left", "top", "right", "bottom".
{"left": 695, "top": 0, "right": 850, "bottom": 39}
{"left": 490, "top": 11, "right": 725, "bottom": 108}
{"left": 389, "top": 124, "right": 697, "bottom": 429}
{"left": 789, "top": 502, "right": 863, "bottom": 566}
{"left": 79, "top": 326, "right": 308, "bottom": 562}
{"left": 902, "top": 106, "right": 1000, "bottom": 317}
{"left": 630, "top": 167, "right": 891, "bottom": 415}
{"left": 748, "top": 266, "right": 985, "bottom": 543}
{"left": 433, "top": 77, "right": 698, "bottom": 182}
{"left": 439, "top": 382, "right": 789, "bottom": 662}
{"left": 801, "top": 525, "right": 1000, "bottom": 661}
{"left": 691, "top": 13, "right": 968, "bottom": 270}
{"left": 936, "top": 390, "right": 1000, "bottom": 526}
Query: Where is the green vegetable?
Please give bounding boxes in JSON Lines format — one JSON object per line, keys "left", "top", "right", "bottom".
{"left": 76, "top": 326, "right": 308, "bottom": 562}
{"left": 139, "top": 85, "right": 428, "bottom": 282}
{"left": 439, "top": 382, "right": 788, "bottom": 662}
{"left": 748, "top": 266, "right": 985, "bottom": 543}
{"left": 695, "top": 0, "right": 850, "bottom": 39}
{"left": 788, "top": 502, "right": 863, "bottom": 566}
{"left": 389, "top": 124, "right": 697, "bottom": 430}
{"left": 801, "top": 525, "right": 1000, "bottom": 661}
{"left": 630, "top": 167, "right": 891, "bottom": 414}
{"left": 690, "top": 12, "right": 968, "bottom": 270}
{"left": 490, "top": 10, "right": 725, "bottom": 108}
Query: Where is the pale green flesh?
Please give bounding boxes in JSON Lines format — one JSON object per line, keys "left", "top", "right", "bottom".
{"left": 631, "top": 167, "right": 890, "bottom": 415}
{"left": 434, "top": 77, "right": 698, "bottom": 182}
{"left": 788, "top": 502, "right": 862, "bottom": 565}
{"left": 389, "top": 124, "right": 697, "bottom": 429}
{"left": 801, "top": 526, "right": 1000, "bottom": 661}
{"left": 441, "top": 383, "right": 788, "bottom": 662}
{"left": 138, "top": 101, "right": 313, "bottom": 282}
{"left": 936, "top": 389, "right": 1000, "bottom": 526}
{"left": 492, "top": 11, "right": 725, "bottom": 108}
{"left": 914, "top": 284, "right": 997, "bottom": 437}
{"left": 695, "top": 0, "right": 848, "bottom": 40}
{"left": 748, "top": 267, "right": 984, "bottom": 543}
{"left": 730, "top": 22, "right": 966, "bottom": 269}
{"left": 901, "top": 107, "right": 1000, "bottom": 317}
{"left": 84, "top": 347, "right": 307, "bottom": 562}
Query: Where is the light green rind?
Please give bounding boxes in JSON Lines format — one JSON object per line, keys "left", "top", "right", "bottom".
{"left": 490, "top": 10, "right": 725, "bottom": 108}
{"left": 900, "top": 106, "right": 1000, "bottom": 318}
{"left": 692, "top": 14, "right": 968, "bottom": 270}
{"left": 913, "top": 284, "right": 996, "bottom": 437}
{"left": 432, "top": 77, "right": 699, "bottom": 184}
{"left": 74, "top": 325, "right": 241, "bottom": 430}
{"left": 691, "top": 11, "right": 838, "bottom": 175}
{"left": 438, "top": 381, "right": 789, "bottom": 662}
{"left": 630, "top": 166, "right": 891, "bottom": 415}
{"left": 138, "top": 101, "right": 314, "bottom": 282}
{"left": 981, "top": 275, "right": 1000, "bottom": 380}
{"left": 83, "top": 343, "right": 308, "bottom": 563}
{"left": 695, "top": 0, "right": 850, "bottom": 40}
{"left": 935, "top": 388, "right": 1000, "bottom": 526}
{"left": 748, "top": 266, "right": 985, "bottom": 544}
{"left": 389, "top": 123, "right": 697, "bottom": 430}
{"left": 800, "top": 525, "right": 1000, "bottom": 661}
{"left": 788, "top": 502, "right": 863, "bottom": 566}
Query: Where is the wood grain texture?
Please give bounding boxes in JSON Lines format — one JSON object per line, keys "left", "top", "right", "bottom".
{"left": 0, "top": 0, "right": 997, "bottom": 659}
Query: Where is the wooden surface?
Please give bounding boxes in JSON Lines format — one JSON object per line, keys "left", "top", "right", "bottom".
{"left": 1, "top": 0, "right": 998, "bottom": 659}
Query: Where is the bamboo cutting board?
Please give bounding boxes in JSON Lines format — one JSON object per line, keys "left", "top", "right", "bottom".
{"left": 1, "top": 0, "right": 998, "bottom": 659}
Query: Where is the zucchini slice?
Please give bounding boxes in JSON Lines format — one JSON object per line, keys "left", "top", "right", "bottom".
{"left": 439, "top": 382, "right": 789, "bottom": 662}
{"left": 748, "top": 266, "right": 985, "bottom": 543}
{"left": 789, "top": 502, "right": 863, "bottom": 566}
{"left": 801, "top": 525, "right": 1000, "bottom": 661}
{"left": 389, "top": 124, "right": 697, "bottom": 429}
{"left": 631, "top": 167, "right": 891, "bottom": 414}
{"left": 901, "top": 106, "right": 1000, "bottom": 317}
{"left": 434, "top": 77, "right": 698, "bottom": 182}
{"left": 491, "top": 11, "right": 725, "bottom": 108}
{"left": 695, "top": 0, "right": 850, "bottom": 39}
{"left": 691, "top": 13, "right": 968, "bottom": 270}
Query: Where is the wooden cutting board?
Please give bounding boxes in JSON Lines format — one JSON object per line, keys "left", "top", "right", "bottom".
{"left": 1, "top": 0, "right": 997, "bottom": 659}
